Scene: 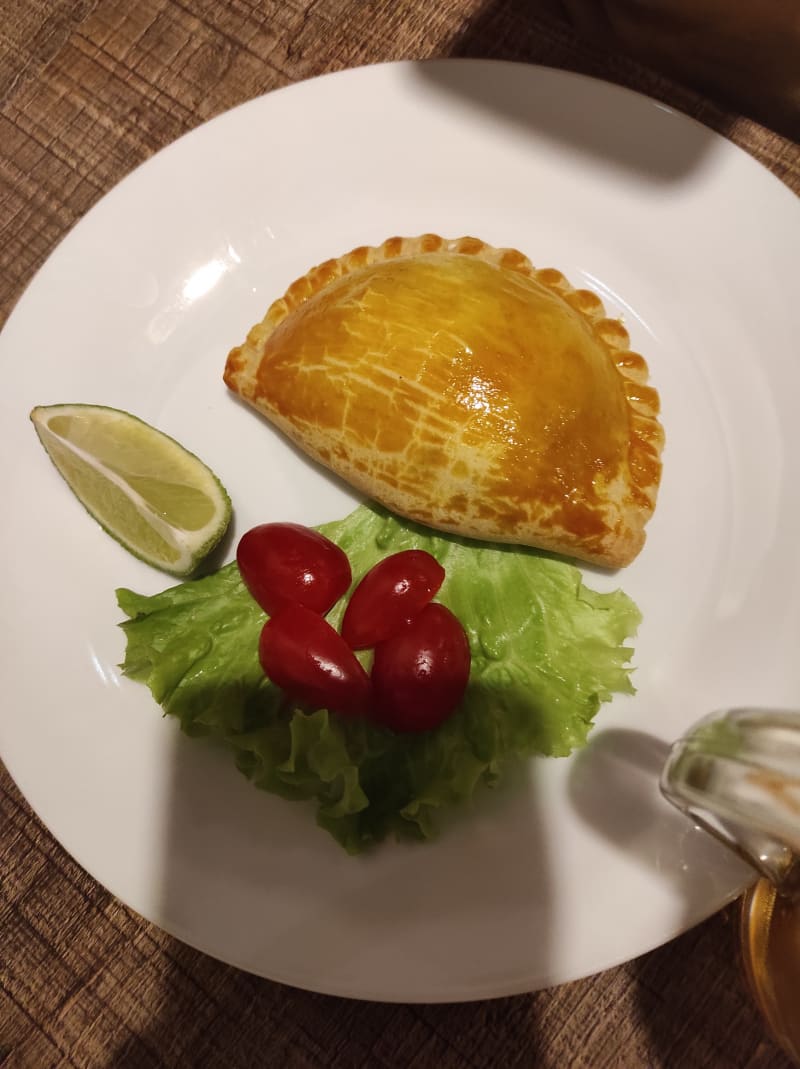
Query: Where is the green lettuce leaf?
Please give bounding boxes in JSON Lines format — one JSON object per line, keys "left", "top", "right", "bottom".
{"left": 117, "top": 503, "right": 641, "bottom": 852}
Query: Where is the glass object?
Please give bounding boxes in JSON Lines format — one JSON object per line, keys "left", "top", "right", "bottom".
{"left": 740, "top": 878, "right": 800, "bottom": 1063}
{"left": 661, "top": 708, "right": 800, "bottom": 1064}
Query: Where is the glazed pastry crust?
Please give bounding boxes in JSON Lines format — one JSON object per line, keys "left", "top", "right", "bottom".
{"left": 224, "top": 235, "right": 664, "bottom": 567}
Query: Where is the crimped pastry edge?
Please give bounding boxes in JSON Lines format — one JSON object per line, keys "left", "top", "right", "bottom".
{"left": 224, "top": 235, "right": 665, "bottom": 566}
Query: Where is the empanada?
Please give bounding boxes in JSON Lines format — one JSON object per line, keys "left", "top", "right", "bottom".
{"left": 224, "top": 235, "right": 663, "bottom": 567}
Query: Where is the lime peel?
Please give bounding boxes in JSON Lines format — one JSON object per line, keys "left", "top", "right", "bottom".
{"left": 30, "top": 403, "right": 231, "bottom": 576}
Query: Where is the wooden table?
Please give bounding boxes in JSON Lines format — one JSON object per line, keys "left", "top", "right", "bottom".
{"left": 2, "top": 4, "right": 798, "bottom": 1067}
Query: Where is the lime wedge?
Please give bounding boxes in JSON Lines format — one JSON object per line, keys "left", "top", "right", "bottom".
{"left": 30, "top": 404, "right": 232, "bottom": 576}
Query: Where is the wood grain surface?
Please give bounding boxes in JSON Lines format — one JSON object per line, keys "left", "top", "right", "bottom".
{"left": 1, "top": 3, "right": 798, "bottom": 1068}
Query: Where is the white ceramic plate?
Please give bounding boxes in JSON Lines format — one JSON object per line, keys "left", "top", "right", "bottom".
{"left": 2, "top": 60, "right": 799, "bottom": 1002}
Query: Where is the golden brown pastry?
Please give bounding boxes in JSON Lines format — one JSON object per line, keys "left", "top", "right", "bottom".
{"left": 223, "top": 235, "right": 664, "bottom": 567}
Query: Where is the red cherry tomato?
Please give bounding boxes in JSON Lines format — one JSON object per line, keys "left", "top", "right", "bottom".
{"left": 370, "top": 603, "right": 470, "bottom": 733}
{"left": 341, "top": 550, "right": 445, "bottom": 649}
{"left": 237, "top": 522, "right": 351, "bottom": 616}
{"left": 258, "top": 604, "right": 371, "bottom": 716}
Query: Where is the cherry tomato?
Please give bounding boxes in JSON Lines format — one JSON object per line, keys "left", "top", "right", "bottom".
{"left": 237, "top": 522, "right": 351, "bottom": 616}
{"left": 341, "top": 550, "right": 445, "bottom": 649}
{"left": 370, "top": 603, "right": 470, "bottom": 733}
{"left": 258, "top": 604, "right": 371, "bottom": 715}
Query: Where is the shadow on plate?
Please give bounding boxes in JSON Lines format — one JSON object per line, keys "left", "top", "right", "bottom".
{"left": 412, "top": 0, "right": 731, "bottom": 183}
{"left": 568, "top": 726, "right": 752, "bottom": 912}
{"left": 100, "top": 713, "right": 553, "bottom": 1065}
{"left": 151, "top": 717, "right": 553, "bottom": 990}
{"left": 412, "top": 54, "right": 718, "bottom": 184}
